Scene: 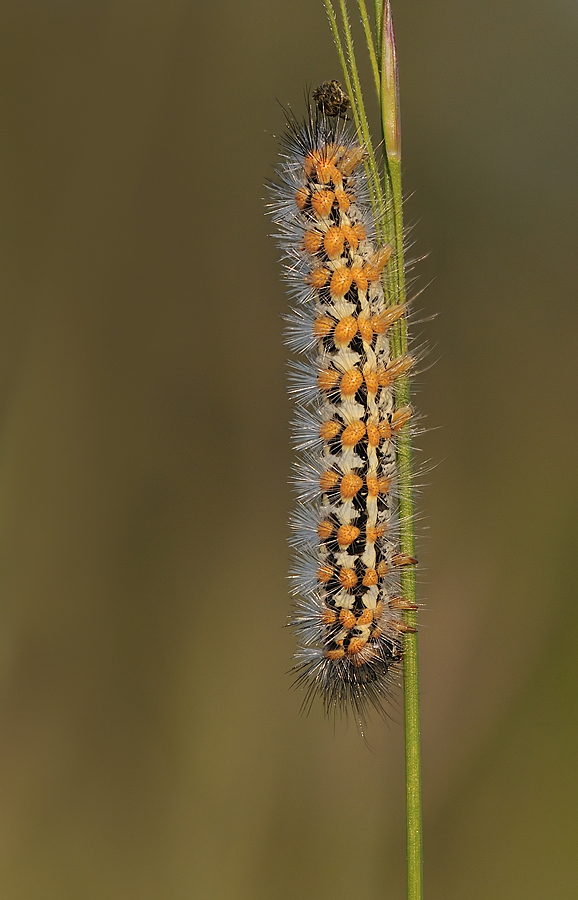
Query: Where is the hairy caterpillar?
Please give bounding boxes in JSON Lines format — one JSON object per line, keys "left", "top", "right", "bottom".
{"left": 269, "top": 87, "right": 417, "bottom": 718}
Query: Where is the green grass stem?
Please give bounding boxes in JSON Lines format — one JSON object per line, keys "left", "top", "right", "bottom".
{"left": 323, "top": 0, "right": 389, "bottom": 246}
{"left": 323, "top": 3, "right": 423, "bottom": 898}
{"left": 357, "top": 0, "right": 381, "bottom": 98}
{"left": 374, "top": 0, "right": 383, "bottom": 57}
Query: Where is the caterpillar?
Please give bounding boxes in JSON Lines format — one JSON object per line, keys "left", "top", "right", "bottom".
{"left": 269, "top": 85, "right": 417, "bottom": 719}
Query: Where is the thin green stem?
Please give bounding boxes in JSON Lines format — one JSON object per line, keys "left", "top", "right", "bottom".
{"left": 323, "top": 0, "right": 361, "bottom": 135}
{"left": 382, "top": 22, "right": 423, "bottom": 900}
{"left": 336, "top": 0, "right": 385, "bottom": 224}
{"left": 374, "top": 0, "right": 383, "bottom": 58}
{"left": 324, "top": 4, "right": 423, "bottom": 897}
{"left": 325, "top": 0, "right": 389, "bottom": 243}
{"left": 383, "top": 34, "right": 423, "bottom": 900}
{"left": 324, "top": 1, "right": 381, "bottom": 232}
{"left": 357, "top": 0, "right": 381, "bottom": 100}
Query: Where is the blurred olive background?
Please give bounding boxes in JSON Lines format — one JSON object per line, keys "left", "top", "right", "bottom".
{"left": 0, "top": 0, "right": 576, "bottom": 898}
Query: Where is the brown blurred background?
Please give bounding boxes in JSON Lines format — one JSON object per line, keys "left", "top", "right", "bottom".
{"left": 0, "top": 0, "right": 577, "bottom": 897}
